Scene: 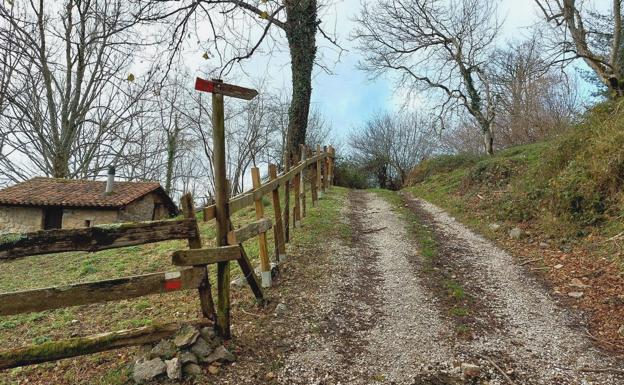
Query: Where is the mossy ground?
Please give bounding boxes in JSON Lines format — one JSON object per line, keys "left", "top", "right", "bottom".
{"left": 0, "top": 187, "right": 349, "bottom": 384}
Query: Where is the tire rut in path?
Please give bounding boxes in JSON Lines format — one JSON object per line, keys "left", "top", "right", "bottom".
{"left": 403, "top": 192, "right": 624, "bottom": 385}
{"left": 280, "top": 190, "right": 453, "bottom": 384}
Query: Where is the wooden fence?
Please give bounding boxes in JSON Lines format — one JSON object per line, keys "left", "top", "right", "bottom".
{"left": 0, "top": 146, "right": 335, "bottom": 371}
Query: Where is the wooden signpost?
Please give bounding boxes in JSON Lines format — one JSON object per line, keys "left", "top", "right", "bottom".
{"left": 195, "top": 77, "right": 259, "bottom": 338}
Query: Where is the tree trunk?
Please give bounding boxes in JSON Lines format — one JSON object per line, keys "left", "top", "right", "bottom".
{"left": 483, "top": 127, "right": 494, "bottom": 155}
{"left": 165, "top": 116, "right": 180, "bottom": 194}
{"left": 284, "top": 0, "right": 317, "bottom": 164}
{"left": 52, "top": 151, "right": 70, "bottom": 178}
{"left": 282, "top": 0, "right": 317, "bottom": 239}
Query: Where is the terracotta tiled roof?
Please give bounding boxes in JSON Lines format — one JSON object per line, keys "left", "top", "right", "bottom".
{"left": 0, "top": 177, "right": 167, "bottom": 208}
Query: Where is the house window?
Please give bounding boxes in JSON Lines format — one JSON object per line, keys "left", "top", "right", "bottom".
{"left": 84, "top": 220, "right": 92, "bottom": 228}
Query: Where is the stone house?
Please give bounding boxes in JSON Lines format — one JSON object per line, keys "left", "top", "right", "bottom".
{"left": 0, "top": 177, "right": 178, "bottom": 234}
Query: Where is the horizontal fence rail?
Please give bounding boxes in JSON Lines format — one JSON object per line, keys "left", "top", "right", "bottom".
{"left": 202, "top": 152, "right": 334, "bottom": 221}
{"left": 0, "top": 320, "right": 211, "bottom": 370}
{"left": 0, "top": 145, "right": 336, "bottom": 372}
{"left": 0, "top": 267, "right": 206, "bottom": 316}
{"left": 0, "top": 218, "right": 198, "bottom": 260}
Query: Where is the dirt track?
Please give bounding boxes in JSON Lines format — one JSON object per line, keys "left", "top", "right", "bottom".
{"left": 278, "top": 190, "right": 624, "bottom": 385}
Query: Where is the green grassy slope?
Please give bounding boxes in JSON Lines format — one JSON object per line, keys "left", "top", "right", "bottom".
{"left": 0, "top": 187, "right": 349, "bottom": 384}
{"left": 407, "top": 100, "right": 624, "bottom": 265}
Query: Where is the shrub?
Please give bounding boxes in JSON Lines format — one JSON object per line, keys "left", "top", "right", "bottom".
{"left": 333, "top": 158, "right": 370, "bottom": 189}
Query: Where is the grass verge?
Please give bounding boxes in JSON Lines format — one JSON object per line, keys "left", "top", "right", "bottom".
{"left": 0, "top": 187, "right": 348, "bottom": 384}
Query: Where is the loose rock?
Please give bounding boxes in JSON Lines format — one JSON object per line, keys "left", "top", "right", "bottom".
{"left": 200, "top": 326, "right": 217, "bottom": 342}
{"left": 191, "top": 337, "right": 213, "bottom": 361}
{"left": 509, "top": 227, "right": 523, "bottom": 240}
{"left": 554, "top": 264, "right": 564, "bottom": 270}
{"left": 569, "top": 278, "right": 590, "bottom": 289}
{"left": 150, "top": 339, "right": 176, "bottom": 359}
{"left": 461, "top": 363, "right": 481, "bottom": 378}
{"left": 568, "top": 291, "right": 584, "bottom": 299}
{"left": 230, "top": 276, "right": 247, "bottom": 288}
{"left": 179, "top": 351, "right": 198, "bottom": 365}
{"left": 275, "top": 303, "right": 288, "bottom": 316}
{"left": 208, "top": 365, "right": 220, "bottom": 375}
{"left": 488, "top": 223, "right": 501, "bottom": 231}
{"left": 618, "top": 325, "right": 624, "bottom": 336}
{"left": 133, "top": 358, "right": 166, "bottom": 383}
{"left": 174, "top": 325, "right": 200, "bottom": 348}
{"left": 205, "top": 345, "right": 236, "bottom": 363}
{"left": 165, "top": 357, "right": 182, "bottom": 380}
{"left": 182, "top": 363, "right": 202, "bottom": 377}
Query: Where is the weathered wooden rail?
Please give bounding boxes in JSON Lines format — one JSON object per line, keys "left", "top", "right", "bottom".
{"left": 0, "top": 145, "right": 336, "bottom": 371}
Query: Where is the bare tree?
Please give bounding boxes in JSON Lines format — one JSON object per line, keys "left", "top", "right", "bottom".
{"left": 142, "top": 0, "right": 344, "bottom": 166}
{"left": 0, "top": 0, "right": 160, "bottom": 182}
{"left": 535, "top": 0, "right": 624, "bottom": 97}
{"left": 491, "top": 38, "right": 579, "bottom": 147}
{"left": 354, "top": 0, "right": 501, "bottom": 154}
{"left": 306, "top": 107, "right": 333, "bottom": 149}
{"left": 265, "top": 92, "right": 333, "bottom": 170}
{"left": 0, "top": 5, "right": 19, "bottom": 118}
{"left": 350, "top": 112, "right": 437, "bottom": 189}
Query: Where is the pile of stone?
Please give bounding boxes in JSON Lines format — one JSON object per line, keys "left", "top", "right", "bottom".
{"left": 133, "top": 324, "right": 236, "bottom": 384}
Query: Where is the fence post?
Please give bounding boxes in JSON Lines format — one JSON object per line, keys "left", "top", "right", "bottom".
{"left": 181, "top": 194, "right": 216, "bottom": 322}
{"left": 309, "top": 147, "right": 318, "bottom": 206}
{"left": 251, "top": 167, "right": 272, "bottom": 287}
{"left": 293, "top": 154, "right": 301, "bottom": 227}
{"left": 328, "top": 146, "right": 335, "bottom": 186}
{"left": 283, "top": 152, "right": 290, "bottom": 243}
{"left": 316, "top": 144, "right": 323, "bottom": 198}
{"left": 269, "top": 164, "right": 287, "bottom": 263}
{"left": 322, "top": 146, "right": 328, "bottom": 193}
{"left": 211, "top": 81, "right": 231, "bottom": 339}
{"left": 300, "top": 144, "right": 307, "bottom": 219}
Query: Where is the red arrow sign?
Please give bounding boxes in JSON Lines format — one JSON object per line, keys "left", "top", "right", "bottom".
{"left": 195, "top": 78, "right": 258, "bottom": 100}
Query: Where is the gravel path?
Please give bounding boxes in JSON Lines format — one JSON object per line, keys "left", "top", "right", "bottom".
{"left": 279, "top": 191, "right": 624, "bottom": 385}
{"left": 406, "top": 193, "right": 624, "bottom": 385}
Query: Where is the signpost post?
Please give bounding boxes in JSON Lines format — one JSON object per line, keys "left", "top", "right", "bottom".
{"left": 195, "top": 77, "right": 258, "bottom": 338}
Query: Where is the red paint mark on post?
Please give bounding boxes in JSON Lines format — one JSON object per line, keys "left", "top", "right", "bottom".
{"left": 164, "top": 271, "right": 183, "bottom": 291}
{"left": 195, "top": 77, "right": 215, "bottom": 93}
{"left": 165, "top": 279, "right": 182, "bottom": 291}
{"left": 194, "top": 77, "right": 258, "bottom": 100}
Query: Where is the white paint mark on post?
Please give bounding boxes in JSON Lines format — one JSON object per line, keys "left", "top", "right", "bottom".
{"left": 261, "top": 271, "right": 271, "bottom": 288}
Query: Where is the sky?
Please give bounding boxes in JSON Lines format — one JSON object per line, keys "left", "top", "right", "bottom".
{"left": 178, "top": 0, "right": 607, "bottom": 147}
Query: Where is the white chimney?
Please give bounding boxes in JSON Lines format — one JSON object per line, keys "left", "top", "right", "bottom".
{"left": 106, "top": 166, "right": 115, "bottom": 194}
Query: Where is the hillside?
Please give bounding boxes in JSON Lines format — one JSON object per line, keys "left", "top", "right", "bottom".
{"left": 406, "top": 100, "right": 624, "bottom": 351}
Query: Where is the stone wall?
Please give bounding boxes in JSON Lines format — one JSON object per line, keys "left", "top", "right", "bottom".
{"left": 119, "top": 192, "right": 158, "bottom": 222}
{"left": 62, "top": 208, "right": 119, "bottom": 228}
{"left": 0, "top": 206, "right": 43, "bottom": 234}
{"left": 0, "top": 192, "right": 172, "bottom": 233}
